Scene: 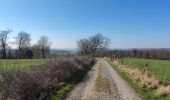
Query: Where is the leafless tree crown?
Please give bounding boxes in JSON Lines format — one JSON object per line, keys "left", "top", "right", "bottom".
{"left": 37, "top": 36, "right": 51, "bottom": 58}
{"left": 77, "top": 33, "right": 110, "bottom": 56}
{"left": 0, "top": 29, "right": 11, "bottom": 58}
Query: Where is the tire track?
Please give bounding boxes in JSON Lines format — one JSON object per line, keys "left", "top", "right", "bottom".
{"left": 66, "top": 59, "right": 141, "bottom": 100}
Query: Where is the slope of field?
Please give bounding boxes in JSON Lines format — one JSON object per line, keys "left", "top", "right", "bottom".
{"left": 119, "top": 58, "right": 170, "bottom": 84}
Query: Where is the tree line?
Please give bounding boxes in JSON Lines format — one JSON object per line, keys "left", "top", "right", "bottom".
{"left": 0, "top": 29, "right": 51, "bottom": 59}
{"left": 1, "top": 30, "right": 111, "bottom": 59}
{"left": 2, "top": 29, "right": 168, "bottom": 60}
{"left": 106, "top": 49, "right": 170, "bottom": 60}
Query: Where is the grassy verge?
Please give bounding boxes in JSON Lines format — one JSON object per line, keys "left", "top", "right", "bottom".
{"left": 107, "top": 60, "right": 169, "bottom": 100}
{"left": 95, "top": 64, "right": 110, "bottom": 92}
{"left": 47, "top": 83, "right": 76, "bottom": 100}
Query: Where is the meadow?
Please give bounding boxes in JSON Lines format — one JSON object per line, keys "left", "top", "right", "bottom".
{"left": 119, "top": 58, "right": 170, "bottom": 85}
{"left": 0, "top": 59, "right": 46, "bottom": 68}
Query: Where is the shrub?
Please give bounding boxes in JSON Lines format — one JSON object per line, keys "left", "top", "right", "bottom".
{"left": 0, "top": 56, "right": 94, "bottom": 100}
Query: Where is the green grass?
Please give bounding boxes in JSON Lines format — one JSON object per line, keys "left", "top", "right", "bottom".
{"left": 48, "top": 83, "right": 76, "bottom": 100}
{"left": 95, "top": 64, "right": 110, "bottom": 92}
{"left": 0, "top": 59, "right": 46, "bottom": 69}
{"left": 107, "top": 60, "right": 169, "bottom": 100}
{"left": 119, "top": 58, "right": 170, "bottom": 85}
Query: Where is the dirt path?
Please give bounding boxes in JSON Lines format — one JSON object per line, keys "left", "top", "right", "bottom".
{"left": 66, "top": 59, "right": 141, "bottom": 100}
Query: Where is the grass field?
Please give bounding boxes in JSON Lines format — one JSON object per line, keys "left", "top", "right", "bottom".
{"left": 0, "top": 59, "right": 46, "bottom": 69}
{"left": 119, "top": 58, "right": 170, "bottom": 85}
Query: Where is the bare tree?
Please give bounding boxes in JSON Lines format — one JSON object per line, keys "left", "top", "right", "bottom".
{"left": 31, "top": 44, "right": 41, "bottom": 58}
{"left": 77, "top": 39, "right": 90, "bottom": 55}
{"left": 77, "top": 33, "right": 110, "bottom": 56}
{"left": 15, "top": 31, "right": 31, "bottom": 58}
{"left": 89, "top": 33, "right": 110, "bottom": 55}
{"left": 37, "top": 36, "right": 51, "bottom": 58}
{"left": 0, "top": 29, "right": 11, "bottom": 59}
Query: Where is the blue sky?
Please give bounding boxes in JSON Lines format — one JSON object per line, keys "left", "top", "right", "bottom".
{"left": 0, "top": 0, "right": 170, "bottom": 49}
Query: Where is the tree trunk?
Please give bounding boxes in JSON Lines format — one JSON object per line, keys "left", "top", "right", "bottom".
{"left": 2, "top": 42, "right": 6, "bottom": 59}
{"left": 42, "top": 50, "right": 45, "bottom": 59}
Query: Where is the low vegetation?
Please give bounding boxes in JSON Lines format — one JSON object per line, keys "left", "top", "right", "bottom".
{"left": 95, "top": 64, "right": 110, "bottom": 92}
{"left": 108, "top": 61, "right": 167, "bottom": 100}
{"left": 107, "top": 58, "right": 170, "bottom": 100}
{"left": 0, "top": 56, "right": 95, "bottom": 100}
{"left": 119, "top": 58, "right": 170, "bottom": 85}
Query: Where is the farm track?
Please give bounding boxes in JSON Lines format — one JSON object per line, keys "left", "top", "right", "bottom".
{"left": 66, "top": 59, "right": 141, "bottom": 100}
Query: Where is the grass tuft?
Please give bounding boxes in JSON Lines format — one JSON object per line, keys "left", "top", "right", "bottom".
{"left": 95, "top": 64, "right": 110, "bottom": 92}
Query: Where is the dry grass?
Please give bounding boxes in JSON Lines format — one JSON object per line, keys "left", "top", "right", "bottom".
{"left": 119, "top": 58, "right": 170, "bottom": 85}
{"left": 112, "top": 60, "right": 170, "bottom": 97}
{"left": 157, "top": 86, "right": 170, "bottom": 96}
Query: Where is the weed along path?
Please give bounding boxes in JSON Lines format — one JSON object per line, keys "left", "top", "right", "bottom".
{"left": 66, "top": 59, "right": 141, "bottom": 100}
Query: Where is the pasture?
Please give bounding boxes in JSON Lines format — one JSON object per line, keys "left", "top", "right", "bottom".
{"left": 0, "top": 59, "right": 46, "bottom": 69}
{"left": 119, "top": 58, "right": 170, "bottom": 85}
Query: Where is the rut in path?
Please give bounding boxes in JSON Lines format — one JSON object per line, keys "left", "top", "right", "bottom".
{"left": 66, "top": 59, "right": 141, "bottom": 100}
